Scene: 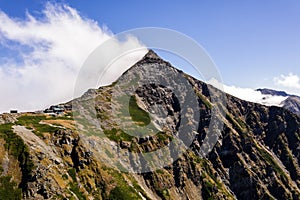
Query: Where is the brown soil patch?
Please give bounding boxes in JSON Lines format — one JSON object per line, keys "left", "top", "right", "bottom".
{"left": 42, "top": 119, "right": 76, "bottom": 130}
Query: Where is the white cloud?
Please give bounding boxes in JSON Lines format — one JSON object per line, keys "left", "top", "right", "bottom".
{"left": 207, "top": 79, "right": 288, "bottom": 106}
{"left": 274, "top": 73, "right": 300, "bottom": 89}
{"left": 223, "top": 85, "right": 288, "bottom": 106}
{"left": 0, "top": 3, "right": 147, "bottom": 113}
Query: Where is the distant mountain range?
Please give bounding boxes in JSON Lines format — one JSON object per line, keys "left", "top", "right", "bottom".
{"left": 256, "top": 88, "right": 300, "bottom": 116}
{"left": 256, "top": 88, "right": 290, "bottom": 97}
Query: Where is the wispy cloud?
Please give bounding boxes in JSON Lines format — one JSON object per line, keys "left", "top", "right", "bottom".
{"left": 0, "top": 3, "right": 146, "bottom": 113}
{"left": 274, "top": 73, "right": 300, "bottom": 89}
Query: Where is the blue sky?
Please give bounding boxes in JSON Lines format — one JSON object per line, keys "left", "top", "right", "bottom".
{"left": 0, "top": 0, "right": 300, "bottom": 111}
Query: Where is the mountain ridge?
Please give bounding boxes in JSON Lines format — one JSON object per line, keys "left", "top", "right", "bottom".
{"left": 0, "top": 50, "right": 299, "bottom": 199}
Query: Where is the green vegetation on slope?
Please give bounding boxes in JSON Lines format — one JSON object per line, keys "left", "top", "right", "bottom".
{"left": 104, "top": 128, "right": 133, "bottom": 142}
{"left": 0, "top": 113, "right": 73, "bottom": 198}
{"left": 256, "top": 145, "right": 289, "bottom": 182}
{"left": 0, "top": 176, "right": 22, "bottom": 200}
{"left": 109, "top": 186, "right": 141, "bottom": 200}
{"left": 129, "top": 95, "right": 151, "bottom": 126}
{"left": 195, "top": 91, "right": 212, "bottom": 108}
{"left": 107, "top": 171, "right": 142, "bottom": 200}
{"left": 226, "top": 113, "right": 247, "bottom": 133}
{"left": 66, "top": 168, "right": 86, "bottom": 200}
{"left": 16, "top": 115, "right": 61, "bottom": 137}
{"left": 0, "top": 123, "right": 34, "bottom": 198}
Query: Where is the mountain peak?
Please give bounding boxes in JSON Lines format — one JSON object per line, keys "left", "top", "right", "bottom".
{"left": 119, "top": 49, "right": 177, "bottom": 79}
{"left": 143, "top": 49, "right": 161, "bottom": 60}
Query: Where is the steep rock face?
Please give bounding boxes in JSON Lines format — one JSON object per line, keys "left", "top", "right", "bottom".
{"left": 0, "top": 50, "right": 299, "bottom": 200}
{"left": 210, "top": 95, "right": 300, "bottom": 199}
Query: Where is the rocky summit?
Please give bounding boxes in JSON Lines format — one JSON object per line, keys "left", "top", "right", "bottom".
{"left": 0, "top": 50, "right": 300, "bottom": 200}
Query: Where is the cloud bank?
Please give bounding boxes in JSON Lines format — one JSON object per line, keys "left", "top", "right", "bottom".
{"left": 223, "top": 85, "right": 288, "bottom": 106}
{"left": 207, "top": 79, "right": 288, "bottom": 106}
{"left": 0, "top": 3, "right": 146, "bottom": 113}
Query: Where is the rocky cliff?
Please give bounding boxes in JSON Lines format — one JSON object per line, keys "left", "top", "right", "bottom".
{"left": 0, "top": 50, "right": 299, "bottom": 200}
